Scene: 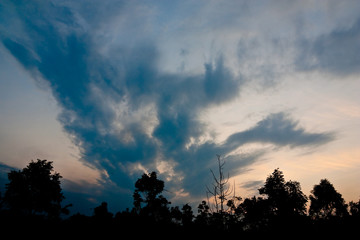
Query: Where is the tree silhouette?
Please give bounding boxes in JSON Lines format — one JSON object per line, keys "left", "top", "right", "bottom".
{"left": 170, "top": 206, "right": 182, "bottom": 224}
{"left": 240, "top": 196, "right": 268, "bottom": 231}
{"left": 2, "top": 158, "right": 359, "bottom": 235}
{"left": 259, "top": 168, "right": 307, "bottom": 218}
{"left": 133, "top": 171, "right": 171, "bottom": 222}
{"left": 3, "top": 159, "right": 68, "bottom": 219}
{"left": 349, "top": 199, "right": 360, "bottom": 217}
{"left": 181, "top": 203, "right": 194, "bottom": 226}
{"left": 206, "top": 155, "right": 234, "bottom": 214}
{"left": 93, "top": 201, "right": 113, "bottom": 222}
{"left": 195, "top": 200, "right": 211, "bottom": 226}
{"left": 309, "top": 179, "right": 348, "bottom": 219}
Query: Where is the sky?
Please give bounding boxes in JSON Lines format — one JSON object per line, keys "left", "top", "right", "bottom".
{"left": 0, "top": 0, "right": 359, "bottom": 214}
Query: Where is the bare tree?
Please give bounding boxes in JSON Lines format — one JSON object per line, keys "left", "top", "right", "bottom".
{"left": 206, "top": 155, "right": 234, "bottom": 214}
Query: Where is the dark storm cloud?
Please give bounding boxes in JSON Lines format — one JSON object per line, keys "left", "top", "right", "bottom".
{"left": 296, "top": 19, "right": 360, "bottom": 76}
{"left": 0, "top": 1, "right": 336, "bottom": 206}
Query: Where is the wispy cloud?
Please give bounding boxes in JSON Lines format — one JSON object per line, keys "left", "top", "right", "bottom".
{"left": 225, "top": 112, "right": 335, "bottom": 149}
{"left": 176, "top": 112, "right": 334, "bottom": 197}
{"left": 296, "top": 18, "right": 360, "bottom": 76}
{"left": 239, "top": 180, "right": 264, "bottom": 195}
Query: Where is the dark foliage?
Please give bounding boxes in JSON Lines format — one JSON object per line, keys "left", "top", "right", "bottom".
{"left": 309, "top": 178, "right": 349, "bottom": 219}
{"left": 1, "top": 159, "right": 359, "bottom": 237}
{"left": 2, "top": 159, "right": 70, "bottom": 219}
{"left": 133, "top": 171, "right": 171, "bottom": 223}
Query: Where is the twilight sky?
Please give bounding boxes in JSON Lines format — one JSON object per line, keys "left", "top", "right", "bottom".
{"left": 0, "top": 0, "right": 359, "bottom": 214}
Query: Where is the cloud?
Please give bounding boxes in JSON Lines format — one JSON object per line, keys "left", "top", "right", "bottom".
{"left": 296, "top": 18, "right": 360, "bottom": 76}
{"left": 0, "top": 1, "right": 337, "bottom": 209}
{"left": 225, "top": 112, "right": 335, "bottom": 149}
{"left": 240, "top": 180, "right": 264, "bottom": 196}
{"left": 174, "top": 112, "right": 334, "bottom": 198}
{"left": 61, "top": 178, "right": 133, "bottom": 215}
{"left": 240, "top": 180, "right": 264, "bottom": 190}
{"left": 0, "top": 1, "right": 244, "bottom": 192}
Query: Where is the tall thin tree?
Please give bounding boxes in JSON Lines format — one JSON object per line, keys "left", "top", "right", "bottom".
{"left": 206, "top": 155, "right": 233, "bottom": 214}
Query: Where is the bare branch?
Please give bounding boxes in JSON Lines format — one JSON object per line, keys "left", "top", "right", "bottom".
{"left": 205, "top": 154, "right": 238, "bottom": 214}
{"left": 210, "top": 169, "right": 220, "bottom": 185}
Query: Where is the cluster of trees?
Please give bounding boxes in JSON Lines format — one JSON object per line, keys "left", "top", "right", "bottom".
{"left": 1, "top": 159, "right": 360, "bottom": 236}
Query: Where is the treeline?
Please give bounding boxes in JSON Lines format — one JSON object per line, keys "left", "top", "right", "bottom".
{"left": 0, "top": 159, "right": 360, "bottom": 237}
